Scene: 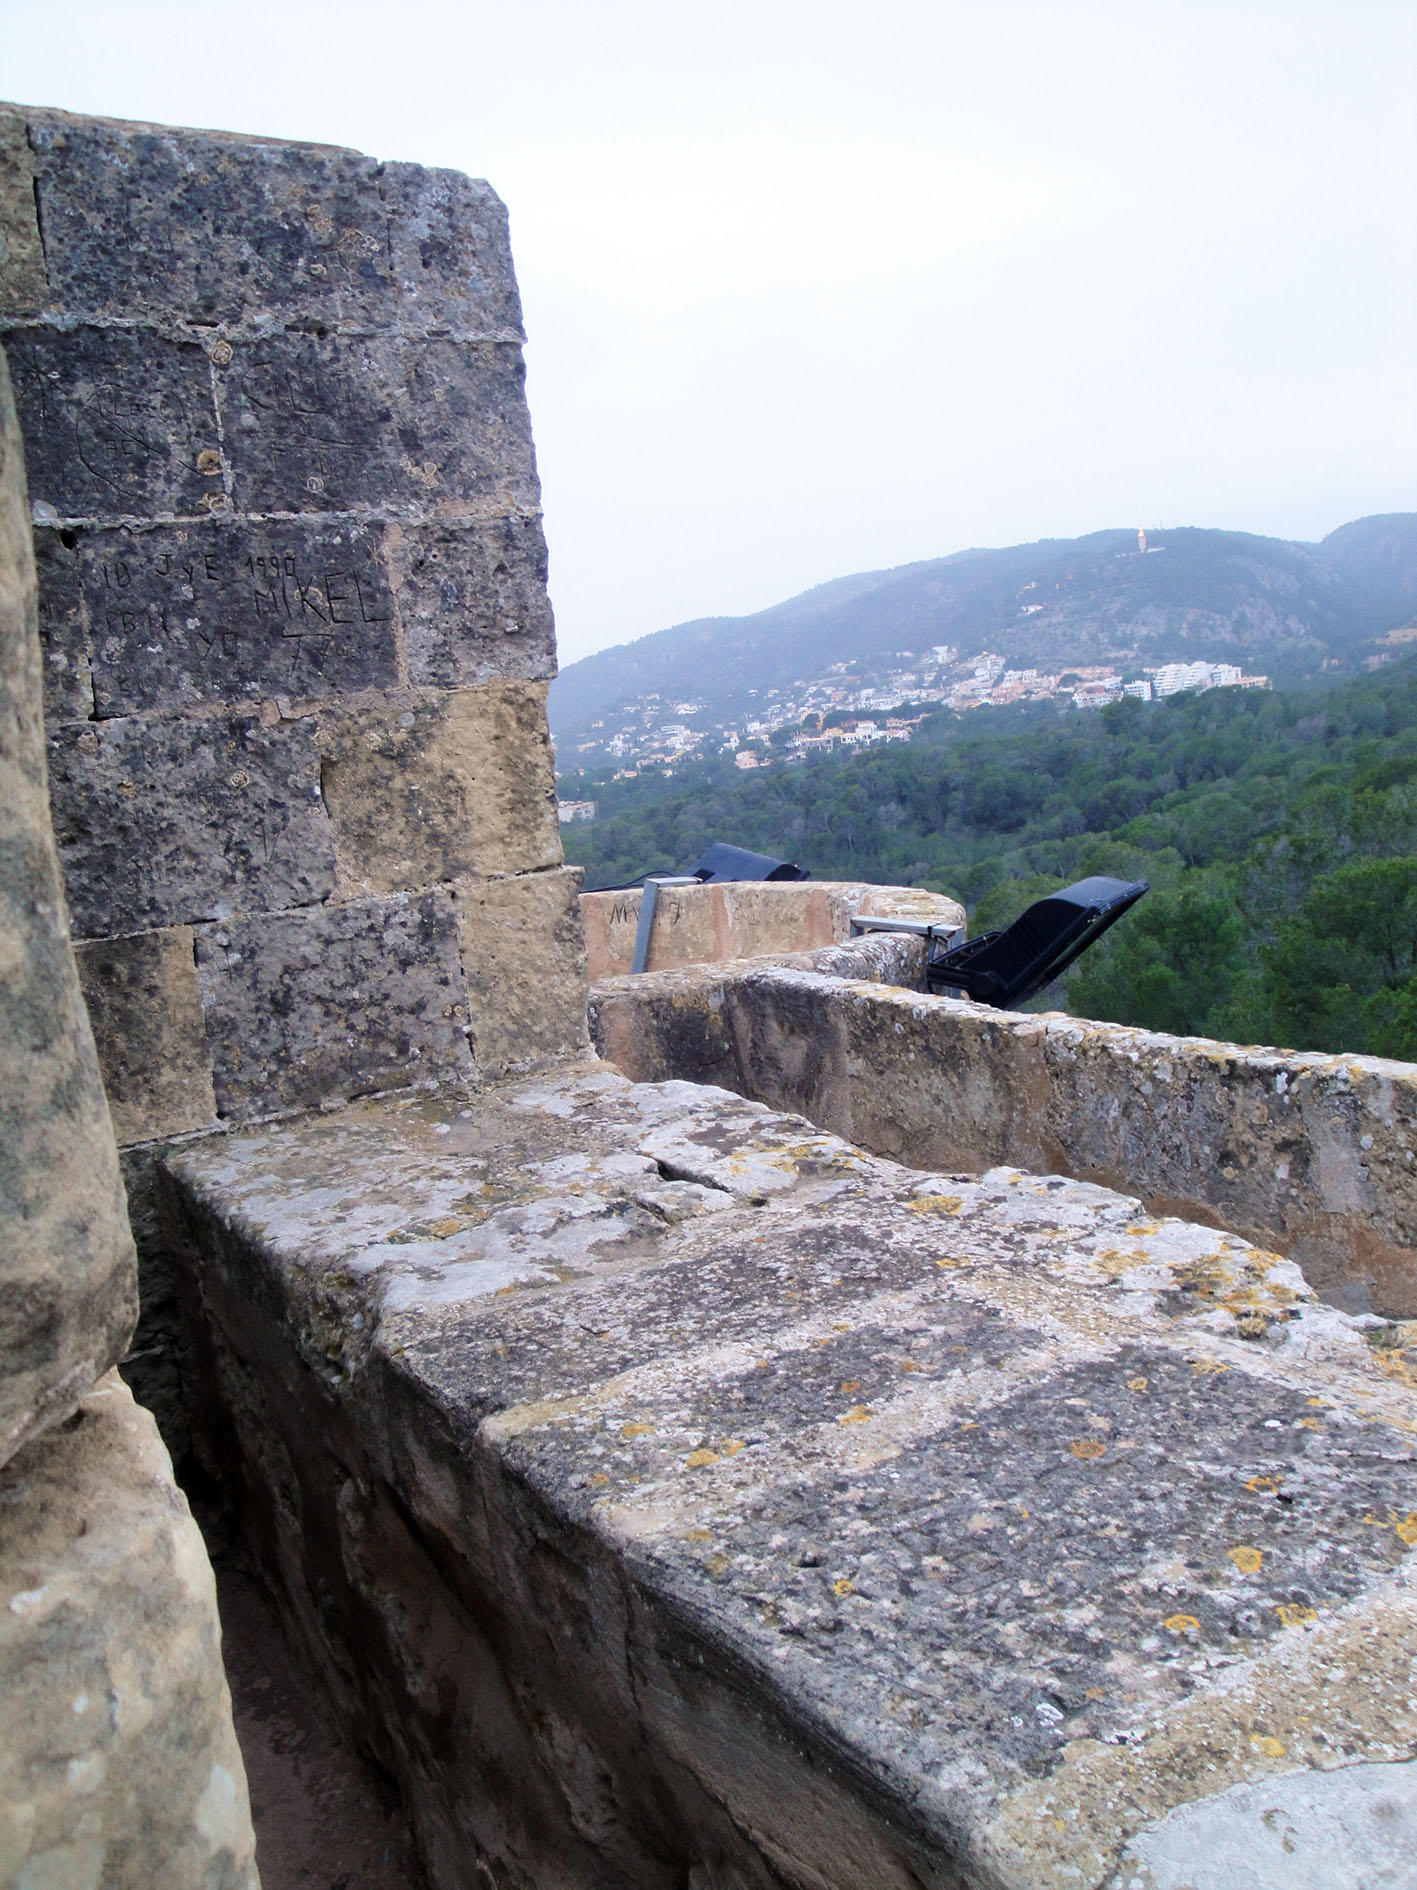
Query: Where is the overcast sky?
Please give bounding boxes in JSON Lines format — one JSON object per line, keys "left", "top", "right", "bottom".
{"left": 4, "top": 0, "right": 1415, "bottom": 664}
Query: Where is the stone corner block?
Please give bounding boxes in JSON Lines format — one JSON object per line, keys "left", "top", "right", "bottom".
{"left": 454, "top": 867, "right": 591, "bottom": 1078}
{"left": 388, "top": 517, "right": 555, "bottom": 690}
{"left": 320, "top": 682, "right": 562, "bottom": 897}
{"left": 0, "top": 1370, "right": 259, "bottom": 1889}
{"left": 196, "top": 891, "right": 475, "bottom": 1120}
{"left": 75, "top": 927, "right": 219, "bottom": 1144}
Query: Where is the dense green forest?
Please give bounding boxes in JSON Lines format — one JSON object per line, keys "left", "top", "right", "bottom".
{"left": 559, "top": 660, "right": 1417, "bottom": 1060}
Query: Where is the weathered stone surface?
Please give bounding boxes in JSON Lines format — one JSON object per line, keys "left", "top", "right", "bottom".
{"left": 0, "top": 109, "right": 47, "bottom": 316}
{"left": 1121, "top": 1757, "right": 1417, "bottom": 1888}
{"left": 80, "top": 520, "right": 398, "bottom": 715}
{"left": 0, "top": 344, "right": 135, "bottom": 1468}
{"left": 379, "top": 159, "right": 523, "bottom": 335}
{"left": 75, "top": 928, "right": 218, "bottom": 1141}
{"left": 591, "top": 962, "right": 1417, "bottom": 1321}
{"left": 454, "top": 867, "right": 590, "bottom": 1077}
{"left": 48, "top": 711, "right": 335, "bottom": 936}
{"left": 3, "top": 323, "right": 221, "bottom": 519}
{"left": 390, "top": 515, "right": 556, "bottom": 688}
{"left": 217, "top": 332, "right": 539, "bottom": 519}
{"left": 32, "top": 523, "right": 93, "bottom": 721}
{"left": 0, "top": 1371, "right": 258, "bottom": 1887}
{"left": 161, "top": 1066, "right": 1417, "bottom": 1890}
{"left": 319, "top": 682, "right": 561, "bottom": 896}
{"left": 21, "top": 105, "right": 521, "bottom": 335}
{"left": 581, "top": 878, "right": 964, "bottom": 979}
{"left": 195, "top": 891, "right": 474, "bottom": 1118}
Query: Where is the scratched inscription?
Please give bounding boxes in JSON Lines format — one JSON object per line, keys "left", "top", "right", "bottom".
{"left": 220, "top": 333, "right": 538, "bottom": 516}
{"left": 81, "top": 522, "right": 399, "bottom": 715}
{"left": 4, "top": 325, "right": 218, "bottom": 518}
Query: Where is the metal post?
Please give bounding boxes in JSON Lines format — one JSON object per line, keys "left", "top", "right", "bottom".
{"left": 631, "top": 877, "right": 698, "bottom": 973}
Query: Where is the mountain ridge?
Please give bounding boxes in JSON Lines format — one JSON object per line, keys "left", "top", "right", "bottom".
{"left": 550, "top": 514, "right": 1417, "bottom": 751}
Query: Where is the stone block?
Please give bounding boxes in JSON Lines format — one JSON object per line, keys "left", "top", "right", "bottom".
{"left": 0, "top": 1371, "right": 258, "bottom": 1888}
{"left": 380, "top": 160, "right": 523, "bottom": 335}
{"left": 390, "top": 516, "right": 555, "bottom": 688}
{"left": 454, "top": 867, "right": 590, "bottom": 1077}
{"left": 33, "top": 523, "right": 93, "bottom": 721}
{"left": 1, "top": 345, "right": 136, "bottom": 1468}
{"left": 319, "top": 682, "right": 562, "bottom": 896}
{"left": 22, "top": 105, "right": 521, "bottom": 335}
{"left": 217, "top": 332, "right": 539, "bottom": 518}
{"left": 80, "top": 519, "right": 398, "bottom": 716}
{"left": 48, "top": 711, "right": 335, "bottom": 937}
{"left": 3, "top": 323, "right": 221, "bottom": 520}
{"left": 0, "top": 108, "right": 47, "bottom": 313}
{"left": 195, "top": 890, "right": 474, "bottom": 1118}
{"left": 75, "top": 928, "right": 218, "bottom": 1142}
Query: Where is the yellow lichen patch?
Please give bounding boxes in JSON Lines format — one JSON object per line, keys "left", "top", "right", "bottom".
{"left": 1084, "top": 1686, "right": 1107, "bottom": 1701}
{"left": 959, "top": 1420, "right": 979, "bottom": 1431}
{"left": 1129, "top": 1220, "right": 1164, "bottom": 1236}
{"left": 1374, "top": 1349, "right": 1417, "bottom": 1389}
{"left": 900, "top": 1360, "right": 922, "bottom": 1373}
{"left": 1190, "top": 1358, "right": 1229, "bottom": 1375}
{"left": 1127, "top": 1375, "right": 1149, "bottom": 1393}
{"left": 833, "top": 1577, "right": 854, "bottom": 1597}
{"left": 1392, "top": 1511, "right": 1417, "bottom": 1546}
{"left": 722, "top": 1439, "right": 746, "bottom": 1457}
{"left": 841, "top": 1380, "right": 862, "bottom": 1394}
{"left": 1307, "top": 1397, "right": 1332, "bottom": 1408}
{"left": 685, "top": 1448, "right": 720, "bottom": 1468}
{"left": 1247, "top": 1474, "right": 1283, "bottom": 1493}
{"left": 1163, "top": 1614, "right": 1200, "bottom": 1634}
{"left": 425, "top": 1216, "right": 466, "bottom": 1238}
{"left": 589, "top": 1472, "right": 610, "bottom": 1488}
{"left": 1094, "top": 1248, "right": 1149, "bottom": 1278}
{"left": 705, "top": 1554, "right": 731, "bottom": 1576}
{"left": 1299, "top": 1417, "right": 1323, "bottom": 1431}
{"left": 1069, "top": 1439, "right": 1107, "bottom": 1461}
{"left": 909, "top": 1195, "right": 964, "bottom": 1215}
{"left": 838, "top": 1406, "right": 874, "bottom": 1425}
{"left": 1228, "top": 1546, "right": 1263, "bottom": 1574}
{"left": 621, "top": 1423, "right": 654, "bottom": 1439}
{"left": 831, "top": 1322, "right": 851, "bottom": 1333}
{"left": 1275, "top": 1603, "right": 1317, "bottom": 1628}
{"left": 935, "top": 1256, "right": 967, "bottom": 1269}
{"left": 1250, "top": 1734, "right": 1285, "bottom": 1758}
{"left": 684, "top": 1528, "right": 712, "bottom": 1542}
{"left": 494, "top": 1284, "right": 521, "bottom": 1298}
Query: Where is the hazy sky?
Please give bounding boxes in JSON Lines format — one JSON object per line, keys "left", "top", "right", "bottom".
{"left": 4, "top": 1, "right": 1415, "bottom": 664}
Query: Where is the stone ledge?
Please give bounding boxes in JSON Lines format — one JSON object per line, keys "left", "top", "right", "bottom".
{"left": 590, "top": 962, "right": 1417, "bottom": 1320}
{"left": 161, "top": 1066, "right": 1417, "bottom": 1888}
{"left": 0, "top": 1371, "right": 257, "bottom": 1888}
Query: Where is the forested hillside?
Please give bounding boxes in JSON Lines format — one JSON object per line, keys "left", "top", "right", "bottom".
{"left": 560, "top": 661, "right": 1417, "bottom": 1061}
{"left": 551, "top": 514, "right": 1417, "bottom": 745}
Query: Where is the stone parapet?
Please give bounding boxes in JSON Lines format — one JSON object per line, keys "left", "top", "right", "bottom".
{"left": 0, "top": 1372, "right": 258, "bottom": 1888}
{"left": 580, "top": 876, "right": 963, "bottom": 979}
{"left": 160, "top": 1065, "right": 1417, "bottom": 1889}
{"left": 591, "top": 961, "right": 1417, "bottom": 1320}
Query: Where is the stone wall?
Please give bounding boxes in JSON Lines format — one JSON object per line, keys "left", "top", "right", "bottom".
{"left": 591, "top": 962, "right": 1417, "bottom": 1320}
{"left": 0, "top": 338, "right": 258, "bottom": 1886}
{"left": 0, "top": 102, "right": 590, "bottom": 1442}
{"left": 580, "top": 878, "right": 963, "bottom": 978}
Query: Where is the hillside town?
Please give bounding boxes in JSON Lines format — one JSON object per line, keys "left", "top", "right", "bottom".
{"left": 559, "top": 644, "right": 1270, "bottom": 789}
